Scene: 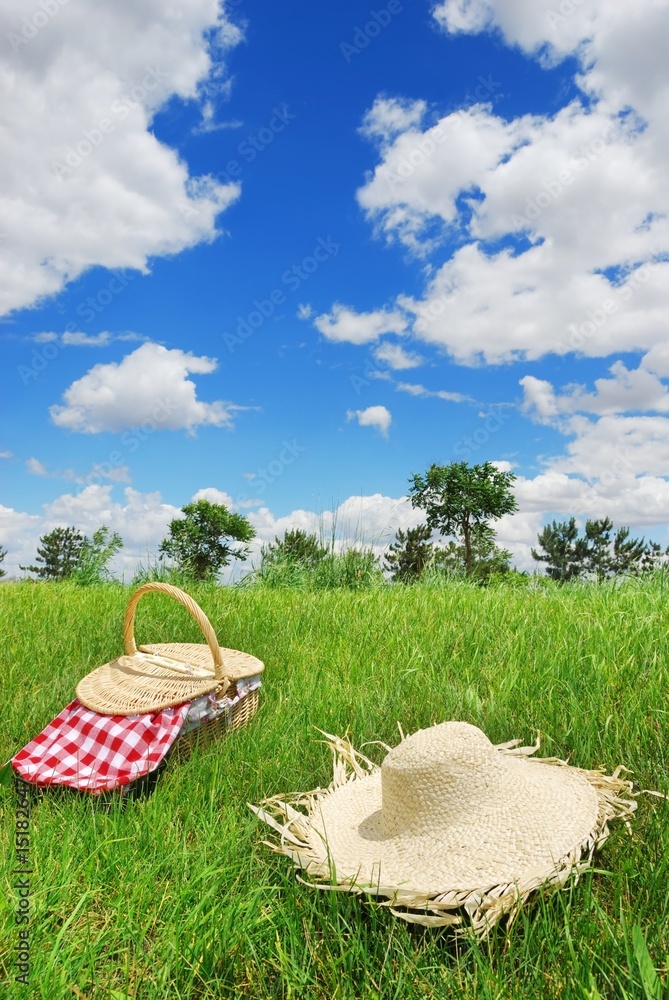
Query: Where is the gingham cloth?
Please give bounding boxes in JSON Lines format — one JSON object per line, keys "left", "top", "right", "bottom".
{"left": 12, "top": 699, "right": 191, "bottom": 793}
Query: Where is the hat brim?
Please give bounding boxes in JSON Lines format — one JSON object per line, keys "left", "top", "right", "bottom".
{"left": 251, "top": 730, "right": 637, "bottom": 935}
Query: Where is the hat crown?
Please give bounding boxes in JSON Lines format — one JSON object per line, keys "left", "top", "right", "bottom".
{"left": 379, "top": 721, "right": 505, "bottom": 835}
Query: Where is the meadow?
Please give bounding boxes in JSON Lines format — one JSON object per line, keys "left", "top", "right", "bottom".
{"left": 1, "top": 578, "right": 668, "bottom": 999}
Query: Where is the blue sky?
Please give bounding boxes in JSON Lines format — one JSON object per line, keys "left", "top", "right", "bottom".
{"left": 2, "top": 0, "right": 668, "bottom": 577}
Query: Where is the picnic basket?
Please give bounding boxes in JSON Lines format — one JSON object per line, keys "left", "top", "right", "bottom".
{"left": 76, "top": 582, "right": 264, "bottom": 760}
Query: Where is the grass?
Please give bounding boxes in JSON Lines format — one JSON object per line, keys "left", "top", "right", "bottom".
{"left": 0, "top": 578, "right": 668, "bottom": 999}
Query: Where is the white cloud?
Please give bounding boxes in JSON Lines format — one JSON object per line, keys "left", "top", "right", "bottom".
{"left": 296, "top": 303, "right": 314, "bottom": 320}
{"left": 26, "top": 457, "right": 48, "bottom": 476}
{"left": 0, "top": 0, "right": 243, "bottom": 317}
{"left": 346, "top": 405, "right": 392, "bottom": 437}
{"left": 395, "top": 381, "right": 471, "bottom": 403}
{"left": 3, "top": 476, "right": 669, "bottom": 580}
{"left": 25, "top": 456, "right": 132, "bottom": 485}
{"left": 61, "top": 332, "right": 111, "bottom": 347}
{"left": 360, "top": 96, "right": 427, "bottom": 143}
{"left": 32, "top": 330, "right": 145, "bottom": 348}
{"left": 373, "top": 342, "right": 425, "bottom": 370}
{"left": 313, "top": 304, "right": 407, "bottom": 345}
{"left": 341, "top": 1, "right": 669, "bottom": 364}
{"left": 191, "top": 487, "right": 235, "bottom": 508}
{"left": 50, "top": 342, "right": 241, "bottom": 434}
{"left": 520, "top": 357, "right": 669, "bottom": 478}
{"left": 0, "top": 451, "right": 12, "bottom": 459}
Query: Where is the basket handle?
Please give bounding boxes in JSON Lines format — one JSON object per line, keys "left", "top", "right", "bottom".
{"left": 123, "top": 583, "right": 226, "bottom": 680}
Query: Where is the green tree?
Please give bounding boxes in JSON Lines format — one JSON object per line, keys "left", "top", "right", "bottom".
{"left": 21, "top": 526, "right": 85, "bottom": 580}
{"left": 73, "top": 526, "right": 124, "bottom": 585}
{"left": 532, "top": 518, "right": 585, "bottom": 582}
{"left": 159, "top": 499, "right": 255, "bottom": 581}
{"left": 532, "top": 517, "right": 662, "bottom": 581}
{"left": 384, "top": 524, "right": 435, "bottom": 583}
{"left": 435, "top": 523, "right": 513, "bottom": 582}
{"left": 0, "top": 546, "right": 6, "bottom": 579}
{"left": 261, "top": 529, "right": 328, "bottom": 570}
{"left": 408, "top": 461, "right": 518, "bottom": 575}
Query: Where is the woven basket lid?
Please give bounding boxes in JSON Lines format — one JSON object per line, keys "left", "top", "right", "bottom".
{"left": 76, "top": 583, "right": 264, "bottom": 716}
{"left": 251, "top": 721, "right": 637, "bottom": 935}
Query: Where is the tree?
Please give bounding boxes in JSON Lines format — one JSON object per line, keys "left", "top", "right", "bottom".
{"left": 435, "top": 523, "right": 513, "bottom": 582}
{"left": 532, "top": 517, "right": 665, "bottom": 581}
{"left": 384, "top": 524, "right": 435, "bottom": 583}
{"left": 21, "top": 526, "right": 85, "bottom": 580}
{"left": 159, "top": 499, "right": 255, "bottom": 581}
{"left": 73, "top": 526, "right": 124, "bottom": 584}
{"left": 261, "top": 529, "right": 328, "bottom": 569}
{"left": 531, "top": 518, "right": 584, "bottom": 581}
{"left": 0, "top": 546, "right": 6, "bottom": 579}
{"left": 408, "top": 461, "right": 518, "bottom": 575}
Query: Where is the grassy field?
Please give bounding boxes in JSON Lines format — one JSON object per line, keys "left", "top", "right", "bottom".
{"left": 1, "top": 579, "right": 668, "bottom": 999}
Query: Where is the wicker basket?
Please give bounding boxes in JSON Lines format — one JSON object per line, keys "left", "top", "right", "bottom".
{"left": 76, "top": 582, "right": 264, "bottom": 718}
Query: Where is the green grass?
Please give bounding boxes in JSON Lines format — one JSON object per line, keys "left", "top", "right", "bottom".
{"left": 1, "top": 579, "right": 668, "bottom": 999}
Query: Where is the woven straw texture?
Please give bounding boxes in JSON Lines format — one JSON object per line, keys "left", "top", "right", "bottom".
{"left": 251, "top": 721, "right": 637, "bottom": 936}
{"left": 76, "top": 582, "right": 264, "bottom": 716}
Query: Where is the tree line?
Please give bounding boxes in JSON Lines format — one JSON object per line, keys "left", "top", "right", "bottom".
{"left": 2, "top": 463, "right": 667, "bottom": 585}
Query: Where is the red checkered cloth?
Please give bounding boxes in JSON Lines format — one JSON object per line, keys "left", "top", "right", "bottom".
{"left": 12, "top": 699, "right": 191, "bottom": 793}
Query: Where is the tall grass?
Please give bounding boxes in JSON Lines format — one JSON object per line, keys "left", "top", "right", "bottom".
{"left": 249, "top": 547, "right": 384, "bottom": 591}
{"left": 1, "top": 579, "right": 668, "bottom": 998}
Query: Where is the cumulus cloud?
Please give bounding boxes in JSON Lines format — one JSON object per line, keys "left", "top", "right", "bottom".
{"left": 520, "top": 356, "right": 669, "bottom": 478}
{"left": 335, "top": 1, "right": 669, "bottom": 364}
{"left": 5, "top": 475, "right": 669, "bottom": 580}
{"left": 313, "top": 304, "right": 408, "bottom": 345}
{"left": 346, "top": 405, "right": 392, "bottom": 437}
{"left": 50, "top": 342, "right": 241, "bottom": 434}
{"left": 191, "top": 487, "right": 235, "bottom": 507}
{"left": 0, "top": 0, "right": 243, "bottom": 316}
{"left": 360, "top": 96, "right": 427, "bottom": 143}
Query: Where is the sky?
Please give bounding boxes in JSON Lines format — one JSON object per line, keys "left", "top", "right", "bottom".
{"left": 1, "top": 0, "right": 669, "bottom": 579}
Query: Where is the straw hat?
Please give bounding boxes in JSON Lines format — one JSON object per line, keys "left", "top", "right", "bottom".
{"left": 76, "top": 583, "right": 263, "bottom": 716}
{"left": 251, "top": 721, "right": 636, "bottom": 935}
